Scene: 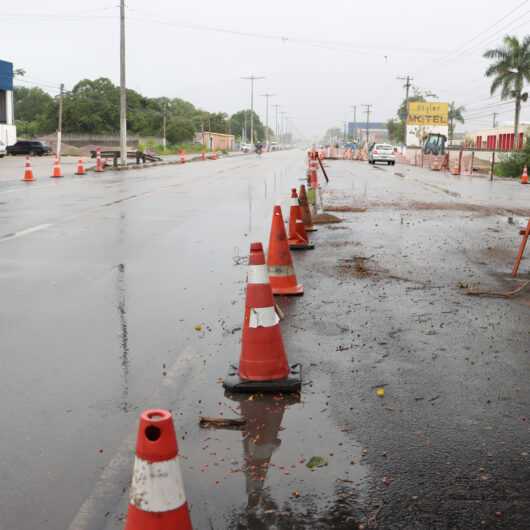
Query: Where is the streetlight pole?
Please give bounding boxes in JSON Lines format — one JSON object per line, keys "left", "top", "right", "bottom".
{"left": 241, "top": 74, "right": 265, "bottom": 146}
{"left": 350, "top": 105, "right": 357, "bottom": 141}
{"left": 57, "top": 83, "right": 64, "bottom": 160}
{"left": 362, "top": 104, "right": 372, "bottom": 146}
{"left": 261, "top": 93, "right": 275, "bottom": 149}
{"left": 119, "top": 0, "right": 127, "bottom": 166}
{"left": 273, "top": 104, "right": 281, "bottom": 141}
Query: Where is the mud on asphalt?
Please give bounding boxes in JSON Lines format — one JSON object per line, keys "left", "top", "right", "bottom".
{"left": 104, "top": 159, "right": 530, "bottom": 530}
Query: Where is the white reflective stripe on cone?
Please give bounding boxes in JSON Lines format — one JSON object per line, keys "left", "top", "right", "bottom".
{"left": 290, "top": 198, "right": 299, "bottom": 206}
{"left": 249, "top": 306, "right": 280, "bottom": 328}
{"left": 129, "top": 456, "right": 186, "bottom": 512}
{"left": 247, "top": 264, "right": 269, "bottom": 284}
{"left": 268, "top": 265, "right": 295, "bottom": 277}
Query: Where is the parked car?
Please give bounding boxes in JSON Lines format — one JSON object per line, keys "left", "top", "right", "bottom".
{"left": 240, "top": 143, "right": 253, "bottom": 153}
{"left": 368, "top": 143, "right": 395, "bottom": 165}
{"left": 0, "top": 140, "right": 6, "bottom": 158}
{"left": 6, "top": 140, "right": 51, "bottom": 156}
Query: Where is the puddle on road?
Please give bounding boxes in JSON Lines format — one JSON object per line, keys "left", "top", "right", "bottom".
{"left": 186, "top": 389, "right": 370, "bottom": 529}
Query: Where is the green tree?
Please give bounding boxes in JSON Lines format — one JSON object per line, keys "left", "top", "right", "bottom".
{"left": 448, "top": 102, "right": 465, "bottom": 142}
{"left": 484, "top": 35, "right": 530, "bottom": 151}
{"left": 14, "top": 86, "right": 57, "bottom": 136}
{"left": 166, "top": 116, "right": 195, "bottom": 144}
{"left": 386, "top": 118, "right": 405, "bottom": 144}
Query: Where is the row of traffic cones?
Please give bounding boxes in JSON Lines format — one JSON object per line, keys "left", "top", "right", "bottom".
{"left": 121, "top": 161, "right": 324, "bottom": 529}
{"left": 22, "top": 157, "right": 88, "bottom": 182}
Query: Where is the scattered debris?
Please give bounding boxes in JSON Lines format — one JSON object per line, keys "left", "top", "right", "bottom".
{"left": 324, "top": 206, "right": 367, "bottom": 213}
{"left": 376, "top": 388, "right": 385, "bottom": 398}
{"left": 194, "top": 324, "right": 203, "bottom": 332}
{"left": 465, "top": 281, "right": 530, "bottom": 299}
{"left": 306, "top": 456, "right": 328, "bottom": 470}
{"left": 313, "top": 213, "right": 343, "bottom": 224}
{"left": 199, "top": 417, "right": 246, "bottom": 429}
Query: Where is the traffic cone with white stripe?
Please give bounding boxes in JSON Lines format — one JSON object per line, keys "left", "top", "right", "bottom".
{"left": 288, "top": 188, "right": 314, "bottom": 250}
{"left": 51, "top": 157, "right": 63, "bottom": 178}
{"left": 223, "top": 242, "right": 302, "bottom": 393}
{"left": 124, "top": 409, "right": 193, "bottom": 530}
{"left": 179, "top": 149, "right": 186, "bottom": 164}
{"left": 299, "top": 184, "right": 317, "bottom": 232}
{"left": 22, "top": 157, "right": 35, "bottom": 182}
{"left": 267, "top": 206, "right": 303, "bottom": 296}
{"left": 75, "top": 158, "right": 86, "bottom": 176}
{"left": 521, "top": 165, "right": 529, "bottom": 185}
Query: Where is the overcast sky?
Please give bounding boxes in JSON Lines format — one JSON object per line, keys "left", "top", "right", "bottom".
{"left": 3, "top": 0, "right": 530, "bottom": 138}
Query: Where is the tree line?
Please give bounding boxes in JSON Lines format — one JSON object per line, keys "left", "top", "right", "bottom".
{"left": 14, "top": 77, "right": 271, "bottom": 144}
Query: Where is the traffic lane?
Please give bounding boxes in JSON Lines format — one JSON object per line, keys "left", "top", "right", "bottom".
{"left": 0, "top": 152, "right": 288, "bottom": 240}
{"left": 0, "top": 151, "right": 300, "bottom": 530}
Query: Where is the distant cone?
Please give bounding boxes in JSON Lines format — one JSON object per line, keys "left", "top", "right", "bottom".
{"left": 95, "top": 148, "right": 104, "bottom": 173}
{"left": 267, "top": 205, "right": 303, "bottom": 296}
{"left": 124, "top": 409, "right": 193, "bottom": 530}
{"left": 51, "top": 157, "right": 63, "bottom": 178}
{"left": 22, "top": 157, "right": 35, "bottom": 182}
{"left": 298, "top": 184, "right": 317, "bottom": 232}
{"left": 179, "top": 149, "right": 186, "bottom": 164}
{"left": 75, "top": 158, "right": 86, "bottom": 175}
{"left": 521, "top": 165, "right": 529, "bottom": 185}
{"left": 288, "top": 188, "right": 314, "bottom": 250}
{"left": 238, "top": 242, "right": 289, "bottom": 381}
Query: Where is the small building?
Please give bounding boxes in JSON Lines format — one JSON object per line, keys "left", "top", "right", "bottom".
{"left": 348, "top": 122, "right": 388, "bottom": 143}
{"left": 195, "top": 132, "right": 235, "bottom": 151}
{"left": 468, "top": 124, "right": 529, "bottom": 151}
{"left": 0, "top": 59, "right": 16, "bottom": 145}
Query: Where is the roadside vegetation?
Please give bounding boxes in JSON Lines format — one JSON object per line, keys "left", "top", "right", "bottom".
{"left": 495, "top": 135, "right": 530, "bottom": 177}
{"left": 14, "top": 77, "right": 270, "bottom": 144}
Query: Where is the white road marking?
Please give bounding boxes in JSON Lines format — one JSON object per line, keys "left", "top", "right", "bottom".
{"left": 0, "top": 223, "right": 53, "bottom": 242}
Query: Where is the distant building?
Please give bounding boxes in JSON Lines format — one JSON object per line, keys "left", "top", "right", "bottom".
{"left": 467, "top": 123, "right": 529, "bottom": 151}
{"left": 348, "top": 122, "right": 388, "bottom": 143}
{"left": 0, "top": 59, "right": 16, "bottom": 145}
{"left": 195, "top": 132, "right": 235, "bottom": 151}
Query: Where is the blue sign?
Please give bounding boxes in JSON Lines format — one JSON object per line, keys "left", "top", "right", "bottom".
{"left": 0, "top": 60, "right": 14, "bottom": 91}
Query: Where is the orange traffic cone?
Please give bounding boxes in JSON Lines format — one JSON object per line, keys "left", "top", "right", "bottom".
{"left": 95, "top": 147, "right": 104, "bottom": 173}
{"left": 51, "top": 157, "right": 63, "bottom": 178}
{"left": 22, "top": 157, "right": 35, "bottom": 182}
{"left": 299, "top": 184, "right": 317, "bottom": 232}
{"left": 75, "top": 158, "right": 86, "bottom": 176}
{"left": 521, "top": 165, "right": 528, "bottom": 185}
{"left": 267, "top": 205, "right": 303, "bottom": 296}
{"left": 201, "top": 150, "right": 206, "bottom": 161}
{"left": 223, "top": 242, "right": 302, "bottom": 393}
{"left": 179, "top": 149, "right": 186, "bottom": 164}
{"left": 288, "top": 188, "right": 314, "bottom": 250}
{"left": 124, "top": 409, "right": 193, "bottom": 530}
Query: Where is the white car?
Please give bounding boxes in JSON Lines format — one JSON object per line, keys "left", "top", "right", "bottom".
{"left": 368, "top": 143, "right": 395, "bottom": 165}
{"left": 0, "top": 141, "right": 6, "bottom": 158}
{"left": 240, "top": 143, "right": 253, "bottom": 153}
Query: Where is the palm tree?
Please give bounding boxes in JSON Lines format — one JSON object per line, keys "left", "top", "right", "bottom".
{"left": 484, "top": 35, "right": 530, "bottom": 151}
{"left": 448, "top": 102, "right": 465, "bottom": 142}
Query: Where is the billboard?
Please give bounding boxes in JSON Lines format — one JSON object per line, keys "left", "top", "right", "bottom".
{"left": 0, "top": 60, "right": 13, "bottom": 91}
{"left": 407, "top": 102, "right": 448, "bottom": 126}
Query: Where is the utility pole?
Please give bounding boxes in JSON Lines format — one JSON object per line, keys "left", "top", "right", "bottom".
{"left": 162, "top": 101, "right": 167, "bottom": 151}
{"left": 273, "top": 104, "right": 281, "bottom": 140}
{"left": 350, "top": 105, "right": 357, "bottom": 141}
{"left": 397, "top": 75, "right": 413, "bottom": 145}
{"left": 362, "top": 104, "right": 372, "bottom": 146}
{"left": 57, "top": 83, "right": 64, "bottom": 159}
{"left": 241, "top": 75, "right": 265, "bottom": 146}
{"left": 119, "top": 0, "right": 127, "bottom": 166}
{"left": 261, "top": 93, "right": 275, "bottom": 148}
{"left": 280, "top": 111, "right": 287, "bottom": 144}
{"left": 493, "top": 112, "right": 498, "bottom": 128}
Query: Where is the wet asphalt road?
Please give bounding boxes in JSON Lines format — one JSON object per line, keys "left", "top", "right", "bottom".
{"left": 2, "top": 152, "right": 530, "bottom": 530}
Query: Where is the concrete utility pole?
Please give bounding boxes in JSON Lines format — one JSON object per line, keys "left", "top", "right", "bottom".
{"left": 350, "top": 105, "right": 357, "bottom": 140}
{"left": 57, "top": 83, "right": 64, "bottom": 159}
{"left": 362, "top": 104, "right": 372, "bottom": 146}
{"left": 273, "top": 104, "right": 281, "bottom": 140}
{"left": 280, "top": 111, "right": 287, "bottom": 143}
{"left": 397, "top": 75, "right": 414, "bottom": 123}
{"left": 261, "top": 93, "right": 275, "bottom": 148}
{"left": 241, "top": 75, "right": 265, "bottom": 146}
{"left": 119, "top": 0, "right": 127, "bottom": 166}
{"left": 493, "top": 112, "right": 498, "bottom": 128}
{"left": 162, "top": 101, "right": 168, "bottom": 151}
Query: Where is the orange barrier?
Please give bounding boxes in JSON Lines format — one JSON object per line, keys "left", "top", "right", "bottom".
{"left": 223, "top": 242, "right": 301, "bottom": 393}
{"left": 512, "top": 220, "right": 530, "bottom": 277}
{"left": 22, "top": 157, "right": 35, "bottom": 182}
{"left": 124, "top": 409, "right": 193, "bottom": 530}
{"left": 288, "top": 188, "right": 314, "bottom": 250}
{"left": 51, "top": 157, "right": 63, "bottom": 178}
{"left": 267, "top": 205, "right": 303, "bottom": 296}
{"left": 75, "top": 158, "right": 86, "bottom": 176}
{"left": 299, "top": 184, "right": 317, "bottom": 232}
{"left": 521, "top": 165, "right": 528, "bottom": 185}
